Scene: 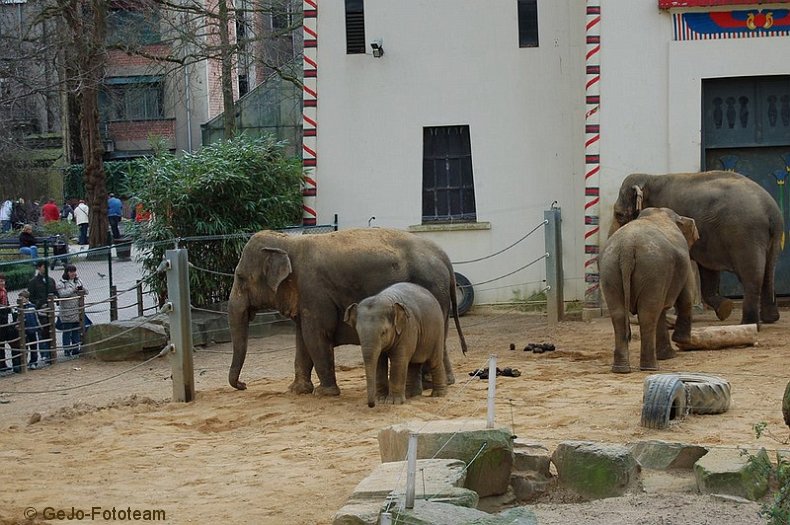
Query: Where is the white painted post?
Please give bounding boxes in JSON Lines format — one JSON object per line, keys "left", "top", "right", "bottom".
{"left": 405, "top": 433, "right": 418, "bottom": 509}
{"left": 487, "top": 355, "right": 496, "bottom": 428}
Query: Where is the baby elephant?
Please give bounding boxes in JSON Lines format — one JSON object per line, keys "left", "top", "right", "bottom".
{"left": 344, "top": 282, "right": 448, "bottom": 407}
{"left": 600, "top": 207, "right": 699, "bottom": 373}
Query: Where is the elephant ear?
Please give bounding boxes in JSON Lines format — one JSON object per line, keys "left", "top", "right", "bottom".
{"left": 344, "top": 303, "right": 359, "bottom": 327}
{"left": 393, "top": 303, "right": 410, "bottom": 336}
{"left": 261, "top": 247, "right": 292, "bottom": 292}
{"left": 676, "top": 215, "right": 700, "bottom": 249}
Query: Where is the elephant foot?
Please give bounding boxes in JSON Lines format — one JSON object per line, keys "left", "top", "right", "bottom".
{"left": 446, "top": 372, "right": 456, "bottom": 386}
{"left": 656, "top": 346, "right": 676, "bottom": 361}
{"left": 383, "top": 394, "right": 406, "bottom": 405}
{"left": 288, "top": 379, "right": 314, "bottom": 395}
{"left": 715, "top": 299, "right": 733, "bottom": 321}
{"left": 313, "top": 384, "right": 341, "bottom": 397}
{"left": 430, "top": 387, "right": 448, "bottom": 397}
{"left": 671, "top": 330, "right": 691, "bottom": 345}
{"left": 761, "top": 305, "right": 780, "bottom": 324}
{"left": 639, "top": 364, "right": 659, "bottom": 371}
{"left": 611, "top": 364, "right": 631, "bottom": 374}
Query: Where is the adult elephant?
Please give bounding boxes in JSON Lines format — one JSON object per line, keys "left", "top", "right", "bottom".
{"left": 228, "top": 228, "right": 468, "bottom": 394}
{"left": 609, "top": 171, "right": 783, "bottom": 325}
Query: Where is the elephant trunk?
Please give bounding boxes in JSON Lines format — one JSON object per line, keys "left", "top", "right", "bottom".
{"left": 228, "top": 294, "right": 251, "bottom": 390}
{"left": 362, "top": 345, "right": 381, "bottom": 408}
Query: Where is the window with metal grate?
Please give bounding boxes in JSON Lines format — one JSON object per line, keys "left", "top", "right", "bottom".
{"left": 345, "top": 0, "right": 366, "bottom": 54}
{"left": 422, "top": 126, "right": 477, "bottom": 223}
{"left": 518, "top": 0, "right": 539, "bottom": 48}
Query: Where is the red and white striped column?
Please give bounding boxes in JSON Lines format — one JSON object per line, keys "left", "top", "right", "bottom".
{"left": 584, "top": 0, "right": 602, "bottom": 312}
{"left": 302, "top": 0, "right": 318, "bottom": 226}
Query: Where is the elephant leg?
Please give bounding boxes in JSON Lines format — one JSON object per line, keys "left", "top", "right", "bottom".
{"left": 300, "top": 322, "right": 340, "bottom": 397}
{"left": 405, "top": 363, "right": 423, "bottom": 398}
{"left": 610, "top": 307, "right": 631, "bottom": 373}
{"left": 761, "top": 247, "right": 780, "bottom": 323}
{"left": 429, "top": 343, "right": 448, "bottom": 397}
{"left": 288, "top": 326, "right": 315, "bottom": 395}
{"left": 737, "top": 251, "right": 767, "bottom": 325}
{"left": 443, "top": 344, "right": 455, "bottom": 385}
{"left": 655, "top": 309, "right": 676, "bottom": 361}
{"left": 637, "top": 307, "right": 659, "bottom": 371}
{"left": 384, "top": 347, "right": 408, "bottom": 404}
{"left": 698, "top": 266, "right": 733, "bottom": 321}
{"left": 671, "top": 285, "right": 693, "bottom": 347}
{"left": 376, "top": 353, "right": 389, "bottom": 401}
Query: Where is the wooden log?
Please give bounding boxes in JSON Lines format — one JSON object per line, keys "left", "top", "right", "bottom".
{"left": 676, "top": 324, "right": 758, "bottom": 351}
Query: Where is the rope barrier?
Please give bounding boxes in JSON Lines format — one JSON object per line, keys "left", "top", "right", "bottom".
{"left": 452, "top": 219, "right": 548, "bottom": 265}
{"left": 188, "top": 262, "right": 235, "bottom": 278}
{"left": 0, "top": 347, "right": 169, "bottom": 394}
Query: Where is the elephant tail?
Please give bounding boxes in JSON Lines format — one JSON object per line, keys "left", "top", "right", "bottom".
{"left": 620, "top": 250, "right": 636, "bottom": 315}
{"left": 450, "top": 272, "right": 468, "bottom": 354}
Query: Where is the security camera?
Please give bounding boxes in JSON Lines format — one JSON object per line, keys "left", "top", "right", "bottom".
{"left": 370, "top": 39, "right": 384, "bottom": 58}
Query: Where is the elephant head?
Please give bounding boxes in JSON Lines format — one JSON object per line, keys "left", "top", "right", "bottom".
{"left": 344, "top": 299, "right": 409, "bottom": 407}
{"left": 609, "top": 174, "right": 649, "bottom": 237}
{"left": 228, "top": 233, "right": 299, "bottom": 390}
{"left": 638, "top": 207, "right": 699, "bottom": 249}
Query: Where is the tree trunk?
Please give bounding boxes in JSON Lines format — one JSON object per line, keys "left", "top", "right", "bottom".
{"left": 81, "top": 84, "right": 108, "bottom": 248}
{"left": 217, "top": 0, "right": 237, "bottom": 138}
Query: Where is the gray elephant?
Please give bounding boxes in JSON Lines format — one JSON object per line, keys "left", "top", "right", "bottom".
{"left": 344, "top": 282, "right": 447, "bottom": 407}
{"left": 600, "top": 207, "right": 699, "bottom": 373}
{"left": 610, "top": 171, "right": 783, "bottom": 325}
{"left": 228, "top": 228, "right": 467, "bottom": 395}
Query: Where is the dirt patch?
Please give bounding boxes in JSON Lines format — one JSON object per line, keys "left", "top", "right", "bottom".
{"left": 0, "top": 306, "right": 787, "bottom": 524}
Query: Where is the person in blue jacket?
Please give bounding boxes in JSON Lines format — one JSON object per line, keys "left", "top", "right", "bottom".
{"left": 107, "top": 193, "right": 123, "bottom": 239}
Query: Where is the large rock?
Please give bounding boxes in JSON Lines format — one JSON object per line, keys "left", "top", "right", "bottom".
{"left": 694, "top": 447, "right": 770, "bottom": 501}
{"left": 628, "top": 440, "right": 709, "bottom": 470}
{"left": 511, "top": 439, "right": 553, "bottom": 502}
{"left": 383, "top": 501, "right": 537, "bottom": 525}
{"left": 378, "top": 420, "right": 513, "bottom": 497}
{"left": 333, "top": 459, "right": 477, "bottom": 525}
{"left": 190, "top": 308, "right": 292, "bottom": 346}
{"left": 83, "top": 321, "right": 168, "bottom": 361}
{"left": 551, "top": 441, "right": 641, "bottom": 500}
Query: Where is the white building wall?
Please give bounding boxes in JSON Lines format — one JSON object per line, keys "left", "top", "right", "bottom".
{"left": 314, "top": 0, "right": 587, "bottom": 305}
{"left": 313, "top": 0, "right": 790, "bottom": 306}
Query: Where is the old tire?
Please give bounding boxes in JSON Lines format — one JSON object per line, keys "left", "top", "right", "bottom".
{"left": 641, "top": 374, "right": 688, "bottom": 429}
{"left": 676, "top": 372, "right": 731, "bottom": 415}
{"left": 455, "top": 272, "right": 474, "bottom": 316}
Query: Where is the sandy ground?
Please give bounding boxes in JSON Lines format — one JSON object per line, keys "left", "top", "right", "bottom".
{"left": 0, "top": 306, "right": 787, "bottom": 524}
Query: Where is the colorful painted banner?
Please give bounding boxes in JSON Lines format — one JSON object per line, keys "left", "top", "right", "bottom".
{"left": 674, "top": 9, "right": 790, "bottom": 40}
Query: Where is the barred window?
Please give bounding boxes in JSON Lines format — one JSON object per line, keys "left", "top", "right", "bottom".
{"left": 518, "top": 0, "right": 539, "bottom": 48}
{"left": 100, "top": 77, "right": 164, "bottom": 122}
{"left": 345, "top": 0, "right": 366, "bottom": 54}
{"left": 422, "top": 126, "right": 477, "bottom": 223}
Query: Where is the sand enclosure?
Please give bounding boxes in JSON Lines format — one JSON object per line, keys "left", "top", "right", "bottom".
{"left": 1, "top": 306, "right": 787, "bottom": 524}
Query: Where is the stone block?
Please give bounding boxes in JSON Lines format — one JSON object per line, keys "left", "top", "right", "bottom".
{"left": 378, "top": 420, "right": 513, "bottom": 497}
{"left": 512, "top": 439, "right": 551, "bottom": 476}
{"left": 694, "top": 448, "right": 770, "bottom": 501}
{"left": 628, "top": 440, "right": 709, "bottom": 470}
{"left": 511, "top": 471, "right": 553, "bottom": 502}
{"left": 383, "top": 500, "right": 537, "bottom": 525}
{"left": 551, "top": 441, "right": 641, "bottom": 500}
{"left": 83, "top": 321, "right": 168, "bottom": 361}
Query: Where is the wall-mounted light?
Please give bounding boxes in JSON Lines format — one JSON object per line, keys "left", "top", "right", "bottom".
{"left": 370, "top": 39, "right": 384, "bottom": 58}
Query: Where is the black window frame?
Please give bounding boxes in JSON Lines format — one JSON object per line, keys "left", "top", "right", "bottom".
{"left": 422, "top": 125, "right": 477, "bottom": 224}
{"left": 518, "top": 0, "right": 539, "bottom": 48}
{"left": 99, "top": 77, "right": 165, "bottom": 122}
{"left": 345, "top": 0, "right": 366, "bottom": 54}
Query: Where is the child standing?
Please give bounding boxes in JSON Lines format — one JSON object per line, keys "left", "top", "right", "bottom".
{"left": 15, "top": 290, "right": 42, "bottom": 369}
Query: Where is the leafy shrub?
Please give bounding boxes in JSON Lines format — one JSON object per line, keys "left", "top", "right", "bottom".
{"left": 63, "top": 160, "right": 143, "bottom": 200}
{"left": 40, "top": 220, "right": 78, "bottom": 241}
{"left": 750, "top": 422, "right": 790, "bottom": 524}
{"left": 0, "top": 260, "right": 35, "bottom": 291}
{"left": 126, "top": 134, "right": 303, "bottom": 307}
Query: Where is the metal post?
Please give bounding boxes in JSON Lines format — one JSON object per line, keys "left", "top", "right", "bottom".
{"left": 487, "top": 355, "right": 496, "bottom": 428}
{"left": 47, "top": 294, "right": 56, "bottom": 364}
{"left": 405, "top": 433, "right": 418, "bottom": 509}
{"left": 78, "top": 290, "right": 86, "bottom": 338}
{"left": 544, "top": 207, "right": 564, "bottom": 327}
{"left": 16, "top": 296, "right": 26, "bottom": 373}
{"left": 136, "top": 280, "right": 144, "bottom": 317}
{"left": 165, "top": 249, "right": 195, "bottom": 402}
{"left": 110, "top": 285, "right": 118, "bottom": 321}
